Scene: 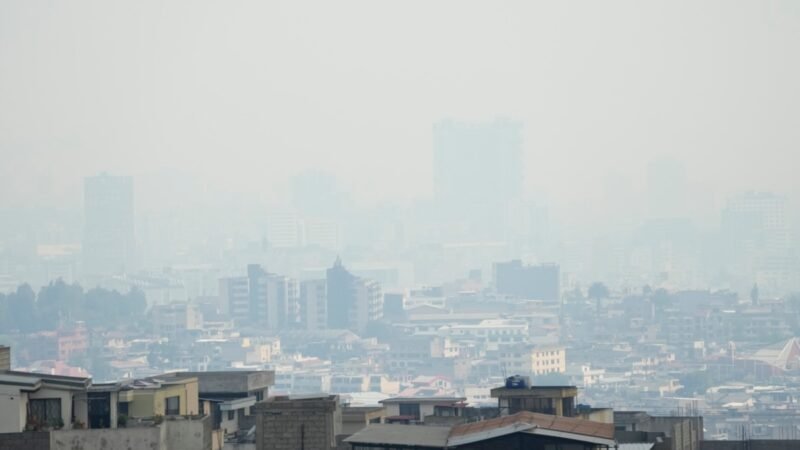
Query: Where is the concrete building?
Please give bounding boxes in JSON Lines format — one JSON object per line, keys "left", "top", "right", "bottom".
{"left": 247, "top": 264, "right": 298, "bottom": 330}
{"left": 121, "top": 376, "right": 200, "bottom": 419}
{"left": 299, "top": 279, "right": 327, "bottom": 331}
{"left": 0, "top": 371, "right": 91, "bottom": 433}
{"left": 493, "top": 260, "right": 560, "bottom": 302}
{"left": 326, "top": 258, "right": 383, "bottom": 334}
{"left": 614, "top": 411, "right": 703, "bottom": 450}
{"left": 341, "top": 406, "right": 387, "bottom": 435}
{"left": 497, "top": 345, "right": 566, "bottom": 377}
{"left": 220, "top": 265, "right": 299, "bottom": 330}
{"left": 219, "top": 275, "right": 249, "bottom": 318}
{"left": 82, "top": 173, "right": 135, "bottom": 277}
{"left": 491, "top": 382, "right": 578, "bottom": 417}
{"left": 379, "top": 396, "right": 467, "bottom": 425}
{"left": 252, "top": 394, "right": 341, "bottom": 450}
{"left": 158, "top": 370, "right": 273, "bottom": 436}
{"left": 150, "top": 302, "right": 203, "bottom": 336}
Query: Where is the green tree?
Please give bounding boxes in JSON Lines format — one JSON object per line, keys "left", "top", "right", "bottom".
{"left": 36, "top": 279, "right": 85, "bottom": 329}
{"left": 8, "top": 284, "right": 37, "bottom": 332}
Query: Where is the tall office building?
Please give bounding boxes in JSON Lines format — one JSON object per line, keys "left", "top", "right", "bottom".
{"left": 82, "top": 174, "right": 135, "bottom": 277}
{"left": 326, "top": 257, "right": 382, "bottom": 334}
{"left": 220, "top": 265, "right": 299, "bottom": 330}
{"left": 723, "top": 192, "right": 790, "bottom": 254}
{"left": 433, "top": 118, "right": 523, "bottom": 239}
{"left": 248, "top": 264, "right": 298, "bottom": 330}
{"left": 493, "top": 260, "right": 560, "bottom": 302}
{"left": 219, "top": 276, "right": 249, "bottom": 319}
{"left": 299, "top": 279, "right": 327, "bottom": 331}
{"left": 722, "top": 192, "right": 794, "bottom": 293}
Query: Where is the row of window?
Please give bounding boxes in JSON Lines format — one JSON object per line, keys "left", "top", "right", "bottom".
{"left": 26, "top": 395, "right": 182, "bottom": 427}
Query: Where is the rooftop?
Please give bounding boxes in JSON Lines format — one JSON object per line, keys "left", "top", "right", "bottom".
{"left": 1, "top": 370, "right": 90, "bottom": 390}
{"left": 347, "top": 411, "right": 616, "bottom": 448}
{"left": 343, "top": 424, "right": 451, "bottom": 447}
{"left": 380, "top": 396, "right": 467, "bottom": 404}
{"left": 450, "top": 412, "right": 615, "bottom": 442}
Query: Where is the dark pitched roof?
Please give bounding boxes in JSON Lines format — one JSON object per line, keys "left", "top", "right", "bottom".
{"left": 346, "top": 412, "right": 617, "bottom": 448}
{"left": 449, "top": 411, "right": 615, "bottom": 444}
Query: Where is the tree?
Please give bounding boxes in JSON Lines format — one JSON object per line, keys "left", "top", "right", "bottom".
{"left": 587, "top": 282, "right": 610, "bottom": 311}
{"left": 8, "top": 284, "right": 37, "bottom": 332}
{"left": 36, "top": 279, "right": 84, "bottom": 329}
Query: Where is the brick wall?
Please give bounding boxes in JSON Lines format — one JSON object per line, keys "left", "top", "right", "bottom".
{"left": 253, "top": 396, "right": 340, "bottom": 450}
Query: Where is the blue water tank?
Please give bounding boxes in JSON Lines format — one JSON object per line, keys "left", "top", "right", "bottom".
{"left": 505, "top": 375, "right": 528, "bottom": 389}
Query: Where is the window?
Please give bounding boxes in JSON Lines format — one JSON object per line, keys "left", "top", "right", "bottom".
{"left": 28, "top": 398, "right": 62, "bottom": 427}
{"left": 398, "top": 403, "right": 420, "bottom": 420}
{"left": 165, "top": 396, "right": 180, "bottom": 416}
{"left": 227, "top": 410, "right": 235, "bottom": 420}
{"left": 255, "top": 390, "right": 264, "bottom": 402}
{"left": 118, "top": 401, "right": 129, "bottom": 416}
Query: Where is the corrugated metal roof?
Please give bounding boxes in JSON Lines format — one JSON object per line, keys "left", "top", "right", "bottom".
{"left": 346, "top": 412, "right": 618, "bottom": 448}
{"left": 344, "top": 424, "right": 450, "bottom": 447}
{"left": 618, "top": 444, "right": 655, "bottom": 450}
{"left": 450, "top": 412, "right": 615, "bottom": 440}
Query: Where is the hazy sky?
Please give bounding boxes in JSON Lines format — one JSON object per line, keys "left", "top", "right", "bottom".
{"left": 1, "top": 0, "right": 799, "bottom": 219}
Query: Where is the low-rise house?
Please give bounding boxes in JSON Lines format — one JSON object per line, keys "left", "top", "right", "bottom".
{"left": 379, "top": 396, "right": 467, "bottom": 424}
{"left": 158, "top": 370, "right": 273, "bottom": 435}
{"left": 0, "top": 371, "right": 91, "bottom": 433}
{"left": 342, "top": 406, "right": 387, "bottom": 435}
{"left": 117, "top": 376, "right": 200, "bottom": 420}
{"left": 491, "top": 382, "right": 579, "bottom": 417}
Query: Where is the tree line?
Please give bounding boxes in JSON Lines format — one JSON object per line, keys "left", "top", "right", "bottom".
{"left": 0, "top": 279, "right": 146, "bottom": 333}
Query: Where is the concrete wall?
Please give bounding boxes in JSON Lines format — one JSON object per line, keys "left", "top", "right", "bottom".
{"left": 0, "top": 386, "right": 26, "bottom": 433}
{"left": 578, "top": 408, "right": 614, "bottom": 424}
{"left": 223, "top": 444, "right": 255, "bottom": 450}
{"left": 0, "top": 432, "right": 49, "bottom": 450}
{"left": 163, "top": 416, "right": 211, "bottom": 450}
{"left": 701, "top": 441, "right": 800, "bottom": 450}
{"left": 51, "top": 426, "right": 164, "bottom": 450}
{"left": 647, "top": 416, "right": 702, "bottom": 450}
{"left": 130, "top": 390, "right": 157, "bottom": 418}
{"left": 49, "top": 418, "right": 212, "bottom": 450}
